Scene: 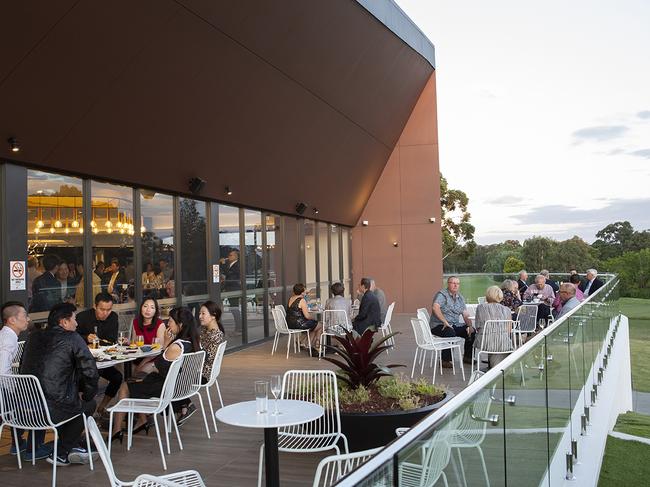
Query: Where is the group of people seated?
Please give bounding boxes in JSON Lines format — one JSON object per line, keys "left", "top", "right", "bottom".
{"left": 428, "top": 269, "right": 603, "bottom": 370}
{"left": 0, "top": 292, "right": 226, "bottom": 466}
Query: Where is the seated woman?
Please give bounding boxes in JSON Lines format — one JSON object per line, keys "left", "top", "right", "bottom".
{"left": 324, "top": 282, "right": 352, "bottom": 333}
{"left": 110, "top": 307, "right": 200, "bottom": 439}
{"left": 501, "top": 279, "right": 522, "bottom": 320}
{"left": 286, "top": 283, "right": 322, "bottom": 349}
{"left": 198, "top": 301, "right": 226, "bottom": 381}
{"left": 132, "top": 297, "right": 166, "bottom": 344}
{"left": 474, "top": 285, "right": 514, "bottom": 368}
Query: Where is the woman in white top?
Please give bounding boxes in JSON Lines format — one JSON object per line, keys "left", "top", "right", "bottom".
{"left": 473, "top": 285, "right": 514, "bottom": 368}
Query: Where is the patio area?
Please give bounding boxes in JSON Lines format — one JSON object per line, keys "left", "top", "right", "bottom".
{"left": 0, "top": 313, "right": 470, "bottom": 486}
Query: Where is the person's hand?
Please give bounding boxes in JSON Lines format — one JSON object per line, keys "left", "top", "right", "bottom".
{"left": 467, "top": 325, "right": 475, "bottom": 335}
{"left": 87, "top": 333, "right": 98, "bottom": 344}
{"left": 443, "top": 321, "right": 451, "bottom": 329}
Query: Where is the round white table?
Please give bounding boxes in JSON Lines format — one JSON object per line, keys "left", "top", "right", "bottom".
{"left": 215, "top": 399, "right": 324, "bottom": 487}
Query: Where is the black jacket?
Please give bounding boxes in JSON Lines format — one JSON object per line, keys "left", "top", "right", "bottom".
{"left": 31, "top": 271, "right": 62, "bottom": 312}
{"left": 546, "top": 279, "right": 560, "bottom": 293}
{"left": 76, "top": 308, "right": 119, "bottom": 344}
{"left": 579, "top": 278, "right": 604, "bottom": 296}
{"left": 222, "top": 260, "right": 241, "bottom": 292}
{"left": 20, "top": 325, "right": 98, "bottom": 421}
{"left": 353, "top": 291, "right": 382, "bottom": 334}
{"left": 517, "top": 279, "right": 529, "bottom": 295}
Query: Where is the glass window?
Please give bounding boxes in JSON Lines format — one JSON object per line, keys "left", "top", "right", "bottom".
{"left": 180, "top": 198, "right": 208, "bottom": 313}
{"left": 27, "top": 170, "right": 83, "bottom": 318}
{"left": 318, "top": 222, "right": 330, "bottom": 300}
{"left": 140, "top": 191, "right": 175, "bottom": 317}
{"left": 266, "top": 214, "right": 283, "bottom": 310}
{"left": 244, "top": 210, "right": 264, "bottom": 342}
{"left": 330, "top": 224, "right": 340, "bottom": 283}
{"left": 304, "top": 220, "right": 317, "bottom": 297}
{"left": 342, "top": 228, "right": 351, "bottom": 298}
{"left": 219, "top": 205, "right": 242, "bottom": 347}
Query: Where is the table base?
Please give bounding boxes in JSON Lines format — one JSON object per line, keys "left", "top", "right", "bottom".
{"left": 264, "top": 427, "right": 280, "bottom": 487}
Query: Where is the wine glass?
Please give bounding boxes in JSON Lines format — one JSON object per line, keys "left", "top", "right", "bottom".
{"left": 152, "top": 337, "right": 161, "bottom": 349}
{"left": 136, "top": 335, "right": 145, "bottom": 347}
{"left": 118, "top": 331, "right": 126, "bottom": 350}
{"left": 270, "top": 375, "right": 282, "bottom": 416}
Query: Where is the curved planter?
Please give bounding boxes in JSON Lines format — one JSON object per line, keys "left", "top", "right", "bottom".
{"left": 339, "top": 391, "right": 455, "bottom": 451}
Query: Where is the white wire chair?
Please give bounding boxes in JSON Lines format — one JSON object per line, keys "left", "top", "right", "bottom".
{"left": 410, "top": 319, "right": 465, "bottom": 384}
{"left": 0, "top": 374, "right": 94, "bottom": 487}
{"left": 87, "top": 416, "right": 205, "bottom": 487}
{"left": 270, "top": 307, "right": 311, "bottom": 358}
{"left": 477, "top": 296, "right": 487, "bottom": 305}
{"left": 168, "top": 351, "right": 210, "bottom": 444}
{"left": 319, "top": 309, "right": 351, "bottom": 359}
{"left": 275, "top": 304, "right": 286, "bottom": 317}
{"left": 513, "top": 304, "right": 538, "bottom": 348}
{"left": 377, "top": 302, "right": 396, "bottom": 348}
{"left": 133, "top": 475, "right": 205, "bottom": 487}
{"left": 312, "top": 447, "right": 382, "bottom": 487}
{"left": 11, "top": 340, "right": 25, "bottom": 374}
{"left": 199, "top": 341, "right": 227, "bottom": 433}
{"left": 107, "top": 357, "right": 182, "bottom": 470}
{"left": 257, "top": 369, "right": 349, "bottom": 487}
{"left": 472, "top": 320, "right": 515, "bottom": 374}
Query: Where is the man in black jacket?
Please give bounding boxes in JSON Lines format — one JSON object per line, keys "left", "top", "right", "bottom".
{"left": 21, "top": 302, "right": 99, "bottom": 466}
{"left": 579, "top": 269, "right": 604, "bottom": 297}
{"left": 517, "top": 270, "right": 529, "bottom": 296}
{"left": 30, "top": 254, "right": 63, "bottom": 312}
{"left": 220, "top": 249, "right": 242, "bottom": 332}
{"left": 352, "top": 278, "right": 382, "bottom": 334}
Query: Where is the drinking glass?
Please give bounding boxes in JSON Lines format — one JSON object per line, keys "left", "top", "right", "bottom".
{"left": 136, "top": 335, "right": 145, "bottom": 347}
{"left": 152, "top": 337, "right": 161, "bottom": 349}
{"left": 255, "top": 381, "right": 269, "bottom": 414}
{"left": 270, "top": 375, "right": 282, "bottom": 416}
{"left": 92, "top": 336, "right": 100, "bottom": 350}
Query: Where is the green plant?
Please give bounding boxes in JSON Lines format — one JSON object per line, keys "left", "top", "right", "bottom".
{"left": 411, "top": 377, "right": 444, "bottom": 397}
{"left": 322, "top": 329, "right": 403, "bottom": 389}
{"left": 377, "top": 375, "right": 412, "bottom": 399}
{"left": 398, "top": 396, "right": 422, "bottom": 411}
{"left": 339, "top": 385, "right": 371, "bottom": 405}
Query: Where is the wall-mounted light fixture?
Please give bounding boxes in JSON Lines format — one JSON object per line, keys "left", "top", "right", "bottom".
{"left": 189, "top": 177, "right": 206, "bottom": 195}
{"left": 7, "top": 137, "right": 19, "bottom": 152}
{"left": 313, "top": 208, "right": 319, "bottom": 215}
{"left": 362, "top": 220, "right": 369, "bottom": 226}
{"left": 429, "top": 217, "right": 436, "bottom": 223}
{"left": 295, "top": 202, "right": 307, "bottom": 215}
{"left": 225, "top": 186, "right": 233, "bottom": 196}
{"left": 393, "top": 241, "right": 399, "bottom": 247}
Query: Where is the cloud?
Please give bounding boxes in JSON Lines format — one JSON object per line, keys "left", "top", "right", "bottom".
{"left": 628, "top": 149, "right": 650, "bottom": 159}
{"left": 607, "top": 148, "right": 625, "bottom": 156}
{"left": 572, "top": 125, "right": 628, "bottom": 143}
{"left": 637, "top": 111, "right": 650, "bottom": 119}
{"left": 485, "top": 196, "right": 525, "bottom": 206}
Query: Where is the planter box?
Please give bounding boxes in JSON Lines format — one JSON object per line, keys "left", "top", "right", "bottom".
{"left": 339, "top": 391, "right": 454, "bottom": 451}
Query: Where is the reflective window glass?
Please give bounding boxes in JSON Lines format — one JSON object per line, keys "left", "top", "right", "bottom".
{"left": 219, "top": 205, "right": 242, "bottom": 347}
{"left": 180, "top": 198, "right": 208, "bottom": 313}
{"left": 244, "top": 210, "right": 264, "bottom": 342}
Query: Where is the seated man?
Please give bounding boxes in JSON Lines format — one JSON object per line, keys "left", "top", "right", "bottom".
{"left": 21, "top": 302, "right": 99, "bottom": 466}
{"left": 352, "top": 278, "right": 381, "bottom": 334}
{"left": 75, "top": 292, "right": 122, "bottom": 416}
{"left": 579, "top": 268, "right": 604, "bottom": 297}
{"left": 523, "top": 274, "right": 555, "bottom": 325}
{"left": 429, "top": 276, "right": 475, "bottom": 366}
{"left": 555, "top": 283, "right": 581, "bottom": 319}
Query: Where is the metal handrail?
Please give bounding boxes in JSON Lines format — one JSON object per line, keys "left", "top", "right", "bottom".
{"left": 337, "top": 274, "right": 618, "bottom": 485}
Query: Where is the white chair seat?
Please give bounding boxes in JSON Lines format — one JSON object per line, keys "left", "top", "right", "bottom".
{"left": 278, "top": 432, "right": 341, "bottom": 452}
{"left": 110, "top": 398, "right": 161, "bottom": 414}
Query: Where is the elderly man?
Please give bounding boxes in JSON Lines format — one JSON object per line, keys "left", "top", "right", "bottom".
{"left": 553, "top": 274, "right": 585, "bottom": 314}
{"left": 579, "top": 269, "right": 604, "bottom": 297}
{"left": 517, "top": 270, "right": 529, "bottom": 296}
{"left": 555, "top": 283, "right": 581, "bottom": 319}
{"left": 524, "top": 274, "right": 555, "bottom": 325}
{"left": 540, "top": 270, "right": 559, "bottom": 293}
{"left": 369, "top": 278, "right": 387, "bottom": 322}
{"left": 21, "top": 302, "right": 98, "bottom": 466}
{"left": 430, "top": 276, "right": 475, "bottom": 366}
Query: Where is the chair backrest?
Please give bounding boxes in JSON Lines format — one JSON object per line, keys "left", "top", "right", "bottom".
{"left": 382, "top": 302, "right": 395, "bottom": 328}
{"left": 272, "top": 308, "right": 290, "bottom": 334}
{"left": 281, "top": 370, "right": 343, "bottom": 441}
{"left": 465, "top": 303, "right": 478, "bottom": 320}
{"left": 87, "top": 416, "right": 121, "bottom": 487}
{"left": 0, "top": 374, "right": 54, "bottom": 428}
{"left": 399, "top": 418, "right": 454, "bottom": 486}
{"left": 416, "top": 308, "right": 430, "bottom": 326}
{"left": 133, "top": 472, "right": 206, "bottom": 487}
{"left": 312, "top": 448, "right": 381, "bottom": 487}
{"left": 477, "top": 296, "right": 487, "bottom": 305}
{"left": 172, "top": 351, "right": 205, "bottom": 401}
{"left": 322, "top": 310, "right": 350, "bottom": 334}
{"left": 11, "top": 341, "right": 25, "bottom": 374}
{"left": 516, "top": 304, "right": 538, "bottom": 332}
{"left": 410, "top": 318, "right": 433, "bottom": 348}
{"left": 275, "top": 304, "right": 286, "bottom": 317}
{"left": 477, "top": 320, "right": 514, "bottom": 353}
{"left": 153, "top": 358, "right": 183, "bottom": 411}
{"left": 205, "top": 341, "right": 227, "bottom": 387}
{"left": 448, "top": 387, "right": 492, "bottom": 446}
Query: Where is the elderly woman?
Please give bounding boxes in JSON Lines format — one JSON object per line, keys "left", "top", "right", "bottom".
{"left": 473, "top": 285, "right": 514, "bottom": 368}
{"left": 501, "top": 279, "right": 522, "bottom": 319}
{"left": 286, "top": 283, "right": 322, "bottom": 349}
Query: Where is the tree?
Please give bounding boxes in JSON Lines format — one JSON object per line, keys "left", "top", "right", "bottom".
{"left": 605, "top": 249, "right": 650, "bottom": 298}
{"left": 592, "top": 221, "right": 635, "bottom": 260}
{"left": 522, "top": 236, "right": 557, "bottom": 271}
{"left": 503, "top": 256, "right": 525, "bottom": 273}
{"left": 440, "top": 175, "right": 475, "bottom": 261}
{"left": 552, "top": 236, "right": 599, "bottom": 272}
{"left": 484, "top": 240, "right": 522, "bottom": 273}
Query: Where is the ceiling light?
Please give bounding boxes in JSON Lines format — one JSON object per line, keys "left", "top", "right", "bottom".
{"left": 106, "top": 227, "right": 113, "bottom": 234}
{"left": 362, "top": 220, "right": 369, "bottom": 226}
{"left": 90, "top": 220, "right": 96, "bottom": 228}
{"left": 140, "top": 225, "right": 146, "bottom": 233}
{"left": 36, "top": 220, "right": 44, "bottom": 228}
{"left": 105, "top": 220, "right": 112, "bottom": 228}
{"left": 225, "top": 186, "right": 233, "bottom": 196}
{"left": 34, "top": 227, "right": 40, "bottom": 234}
{"left": 49, "top": 227, "right": 55, "bottom": 234}
{"left": 79, "top": 227, "right": 84, "bottom": 234}
{"left": 7, "top": 137, "right": 19, "bottom": 152}
{"left": 54, "top": 220, "right": 63, "bottom": 228}
{"left": 92, "top": 227, "right": 99, "bottom": 234}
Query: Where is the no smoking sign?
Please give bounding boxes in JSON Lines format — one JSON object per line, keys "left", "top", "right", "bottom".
{"left": 10, "top": 260, "right": 26, "bottom": 291}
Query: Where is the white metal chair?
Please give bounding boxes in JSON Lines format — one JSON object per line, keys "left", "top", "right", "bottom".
{"left": 11, "top": 340, "right": 25, "bottom": 374}
{"left": 108, "top": 357, "right": 182, "bottom": 470}
{"left": 87, "top": 416, "right": 205, "bottom": 487}
{"left": 0, "top": 374, "right": 94, "bottom": 487}
{"left": 319, "top": 309, "right": 351, "bottom": 358}
{"left": 275, "top": 304, "right": 286, "bottom": 317}
{"left": 312, "top": 447, "right": 381, "bottom": 487}
{"left": 133, "top": 474, "right": 205, "bottom": 487}
{"left": 472, "top": 320, "right": 515, "bottom": 374}
{"left": 410, "top": 319, "right": 465, "bottom": 384}
{"left": 199, "top": 341, "right": 227, "bottom": 433}
{"left": 477, "top": 296, "right": 487, "bottom": 305}
{"left": 270, "top": 307, "right": 311, "bottom": 358}
{"left": 257, "top": 369, "right": 349, "bottom": 487}
{"left": 168, "top": 351, "right": 211, "bottom": 444}
{"left": 416, "top": 308, "right": 466, "bottom": 362}
{"left": 513, "top": 304, "right": 538, "bottom": 348}
{"left": 377, "top": 302, "right": 396, "bottom": 348}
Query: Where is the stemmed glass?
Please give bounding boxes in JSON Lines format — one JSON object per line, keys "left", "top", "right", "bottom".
{"left": 270, "top": 375, "right": 282, "bottom": 416}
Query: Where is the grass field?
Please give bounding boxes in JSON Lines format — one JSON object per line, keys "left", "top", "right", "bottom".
{"left": 617, "top": 298, "right": 650, "bottom": 392}
{"left": 598, "top": 435, "right": 650, "bottom": 487}
{"left": 613, "top": 411, "right": 650, "bottom": 439}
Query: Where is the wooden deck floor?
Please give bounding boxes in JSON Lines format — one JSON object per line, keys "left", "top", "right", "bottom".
{"left": 0, "top": 314, "right": 470, "bottom": 486}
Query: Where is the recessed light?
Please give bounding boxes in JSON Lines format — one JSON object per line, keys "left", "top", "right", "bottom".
{"left": 7, "top": 137, "right": 19, "bottom": 152}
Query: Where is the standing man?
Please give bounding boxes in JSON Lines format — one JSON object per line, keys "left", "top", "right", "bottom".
{"left": 75, "top": 292, "right": 122, "bottom": 416}
{"left": 352, "top": 278, "right": 382, "bottom": 334}
{"left": 20, "top": 302, "right": 98, "bottom": 466}
{"left": 31, "top": 254, "right": 62, "bottom": 312}
{"left": 220, "top": 249, "right": 242, "bottom": 333}
{"left": 579, "top": 269, "right": 604, "bottom": 297}
{"left": 430, "top": 276, "right": 475, "bottom": 367}
{"left": 102, "top": 258, "right": 126, "bottom": 302}
{"left": 517, "top": 270, "right": 529, "bottom": 297}
{"left": 369, "top": 278, "right": 387, "bottom": 322}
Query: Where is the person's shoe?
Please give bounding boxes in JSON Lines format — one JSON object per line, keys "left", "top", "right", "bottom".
{"left": 46, "top": 452, "right": 71, "bottom": 466}
{"left": 10, "top": 440, "right": 27, "bottom": 455}
{"left": 22, "top": 443, "right": 53, "bottom": 461}
{"left": 67, "top": 447, "right": 98, "bottom": 465}
{"left": 176, "top": 403, "right": 197, "bottom": 427}
{"left": 441, "top": 361, "right": 453, "bottom": 369}
{"left": 463, "top": 357, "right": 473, "bottom": 365}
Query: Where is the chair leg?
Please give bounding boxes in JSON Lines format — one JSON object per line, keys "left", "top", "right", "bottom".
{"left": 432, "top": 350, "right": 439, "bottom": 384}
{"left": 411, "top": 348, "right": 418, "bottom": 378}
{"left": 476, "top": 445, "right": 490, "bottom": 487}
{"left": 7, "top": 426, "right": 22, "bottom": 469}
{"left": 170, "top": 405, "right": 183, "bottom": 450}
{"left": 257, "top": 443, "right": 265, "bottom": 487}
{"left": 51, "top": 429, "right": 58, "bottom": 487}
{"left": 162, "top": 408, "right": 171, "bottom": 454}
{"left": 421, "top": 349, "right": 428, "bottom": 375}
{"left": 206, "top": 386, "right": 219, "bottom": 433}
{"left": 215, "top": 379, "right": 224, "bottom": 408}
{"left": 31, "top": 428, "right": 36, "bottom": 466}
{"left": 459, "top": 347, "right": 466, "bottom": 381}
{"left": 451, "top": 349, "right": 456, "bottom": 376}
{"left": 307, "top": 330, "right": 312, "bottom": 356}
{"left": 271, "top": 332, "right": 278, "bottom": 355}
{"left": 286, "top": 334, "right": 291, "bottom": 359}
{"left": 83, "top": 414, "right": 94, "bottom": 470}
{"left": 152, "top": 414, "right": 167, "bottom": 471}
{"left": 196, "top": 394, "right": 211, "bottom": 439}
{"left": 107, "top": 412, "right": 114, "bottom": 454}
{"left": 127, "top": 411, "right": 133, "bottom": 450}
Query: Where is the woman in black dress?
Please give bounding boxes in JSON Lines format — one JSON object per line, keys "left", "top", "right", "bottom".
{"left": 109, "top": 306, "right": 200, "bottom": 440}
{"left": 286, "top": 283, "right": 322, "bottom": 349}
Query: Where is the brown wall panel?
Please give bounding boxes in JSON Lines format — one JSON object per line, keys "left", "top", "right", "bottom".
{"left": 357, "top": 147, "right": 402, "bottom": 227}
{"left": 359, "top": 225, "right": 403, "bottom": 312}
{"left": 399, "top": 145, "right": 438, "bottom": 225}
{"left": 401, "top": 224, "right": 439, "bottom": 313}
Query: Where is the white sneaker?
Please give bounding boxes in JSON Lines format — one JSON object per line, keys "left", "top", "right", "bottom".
{"left": 67, "top": 447, "right": 98, "bottom": 465}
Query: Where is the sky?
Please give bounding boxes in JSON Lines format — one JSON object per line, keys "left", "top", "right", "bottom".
{"left": 395, "top": 0, "right": 650, "bottom": 244}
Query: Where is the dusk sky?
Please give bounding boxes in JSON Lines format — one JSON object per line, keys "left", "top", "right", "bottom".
{"left": 396, "top": 0, "right": 650, "bottom": 244}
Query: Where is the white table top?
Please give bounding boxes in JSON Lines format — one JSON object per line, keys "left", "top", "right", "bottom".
{"left": 215, "top": 399, "right": 324, "bottom": 429}
{"left": 94, "top": 347, "right": 162, "bottom": 369}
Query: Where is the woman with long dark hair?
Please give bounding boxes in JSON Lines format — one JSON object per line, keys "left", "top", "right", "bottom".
{"left": 198, "top": 301, "right": 226, "bottom": 380}
{"left": 132, "top": 297, "right": 165, "bottom": 345}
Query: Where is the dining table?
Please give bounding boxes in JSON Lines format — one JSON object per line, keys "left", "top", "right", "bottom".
{"left": 92, "top": 345, "right": 162, "bottom": 370}
{"left": 215, "top": 399, "right": 324, "bottom": 487}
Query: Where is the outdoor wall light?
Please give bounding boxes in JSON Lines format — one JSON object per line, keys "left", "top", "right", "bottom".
{"left": 189, "top": 177, "right": 206, "bottom": 195}
{"left": 393, "top": 241, "right": 399, "bottom": 247}
{"left": 313, "top": 208, "right": 319, "bottom": 214}
{"left": 225, "top": 186, "right": 233, "bottom": 196}
{"left": 7, "top": 137, "right": 19, "bottom": 152}
{"left": 362, "top": 220, "right": 369, "bottom": 226}
{"left": 429, "top": 217, "right": 436, "bottom": 223}
{"left": 295, "top": 202, "right": 307, "bottom": 215}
